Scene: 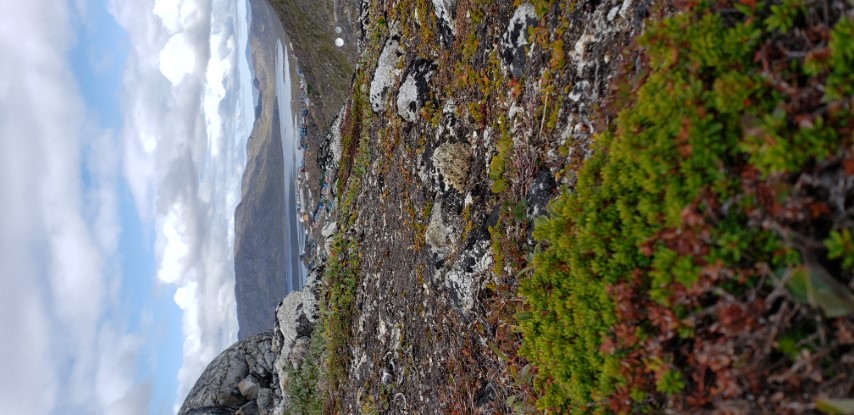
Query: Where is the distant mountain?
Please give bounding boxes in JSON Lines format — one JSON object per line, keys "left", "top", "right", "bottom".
{"left": 233, "top": 0, "right": 289, "bottom": 340}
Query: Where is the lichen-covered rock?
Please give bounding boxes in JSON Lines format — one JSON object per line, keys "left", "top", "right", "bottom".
{"left": 425, "top": 196, "right": 456, "bottom": 260}
{"left": 369, "top": 25, "right": 404, "bottom": 113}
{"left": 396, "top": 59, "right": 436, "bottom": 122}
{"left": 501, "top": 3, "right": 538, "bottom": 79}
{"left": 178, "top": 333, "right": 276, "bottom": 415}
{"left": 288, "top": 337, "right": 311, "bottom": 369}
{"left": 270, "top": 267, "right": 322, "bottom": 402}
{"left": 432, "top": 141, "right": 471, "bottom": 193}
{"left": 445, "top": 239, "right": 492, "bottom": 312}
{"left": 431, "top": 0, "right": 457, "bottom": 45}
{"left": 272, "top": 292, "right": 313, "bottom": 359}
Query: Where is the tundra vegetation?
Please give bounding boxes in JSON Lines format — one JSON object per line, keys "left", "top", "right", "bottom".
{"left": 282, "top": 0, "right": 854, "bottom": 413}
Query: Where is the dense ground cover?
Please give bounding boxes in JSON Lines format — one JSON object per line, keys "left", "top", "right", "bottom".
{"left": 522, "top": 0, "right": 854, "bottom": 412}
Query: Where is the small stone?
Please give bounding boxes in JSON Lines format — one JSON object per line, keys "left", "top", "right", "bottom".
{"left": 321, "top": 221, "right": 338, "bottom": 238}
{"left": 238, "top": 375, "right": 260, "bottom": 400}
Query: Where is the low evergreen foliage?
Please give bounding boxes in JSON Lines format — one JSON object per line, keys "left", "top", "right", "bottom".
{"left": 520, "top": 1, "right": 854, "bottom": 412}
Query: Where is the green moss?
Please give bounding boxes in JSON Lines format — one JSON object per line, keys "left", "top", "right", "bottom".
{"left": 489, "top": 115, "right": 513, "bottom": 194}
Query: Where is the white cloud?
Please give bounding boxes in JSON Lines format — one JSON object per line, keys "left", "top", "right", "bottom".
{"left": 0, "top": 1, "right": 148, "bottom": 414}
{"left": 109, "top": 0, "right": 255, "bottom": 406}
{"left": 160, "top": 33, "right": 197, "bottom": 85}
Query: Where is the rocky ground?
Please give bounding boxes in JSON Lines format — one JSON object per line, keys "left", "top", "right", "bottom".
{"left": 183, "top": 0, "right": 854, "bottom": 413}
{"left": 286, "top": 0, "right": 652, "bottom": 413}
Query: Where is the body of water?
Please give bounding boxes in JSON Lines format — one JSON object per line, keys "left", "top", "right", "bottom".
{"left": 274, "top": 38, "right": 308, "bottom": 293}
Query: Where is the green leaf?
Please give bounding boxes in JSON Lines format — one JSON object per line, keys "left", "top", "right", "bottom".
{"left": 514, "top": 311, "right": 534, "bottom": 321}
{"left": 786, "top": 261, "right": 854, "bottom": 317}
{"left": 488, "top": 342, "right": 511, "bottom": 362}
{"left": 817, "top": 398, "right": 854, "bottom": 415}
{"left": 506, "top": 395, "right": 517, "bottom": 407}
{"left": 514, "top": 364, "right": 534, "bottom": 387}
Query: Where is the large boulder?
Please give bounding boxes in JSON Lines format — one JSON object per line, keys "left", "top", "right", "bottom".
{"left": 178, "top": 333, "right": 277, "bottom": 415}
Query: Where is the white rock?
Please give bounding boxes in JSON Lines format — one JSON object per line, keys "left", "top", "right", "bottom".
{"left": 445, "top": 240, "right": 492, "bottom": 313}
{"left": 432, "top": 0, "right": 457, "bottom": 37}
{"left": 322, "top": 221, "right": 338, "bottom": 238}
{"left": 369, "top": 25, "right": 404, "bottom": 113}
{"left": 607, "top": 6, "right": 620, "bottom": 21}
{"left": 396, "top": 60, "right": 435, "bottom": 122}
{"left": 330, "top": 105, "right": 345, "bottom": 166}
{"left": 397, "top": 73, "right": 421, "bottom": 122}
{"left": 619, "top": 0, "right": 634, "bottom": 19}
{"left": 275, "top": 291, "right": 305, "bottom": 355}
{"left": 500, "top": 3, "right": 539, "bottom": 78}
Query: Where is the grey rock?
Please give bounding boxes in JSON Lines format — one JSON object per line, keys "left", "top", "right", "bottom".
{"left": 501, "top": 3, "right": 539, "bottom": 79}
{"left": 527, "top": 169, "right": 556, "bottom": 220}
{"left": 183, "top": 407, "right": 237, "bottom": 415}
{"left": 526, "top": 169, "right": 556, "bottom": 245}
{"left": 272, "top": 288, "right": 318, "bottom": 393}
{"left": 396, "top": 59, "right": 436, "bottom": 123}
{"left": 235, "top": 401, "right": 259, "bottom": 415}
{"left": 257, "top": 388, "right": 275, "bottom": 414}
{"left": 274, "top": 292, "right": 314, "bottom": 354}
{"left": 238, "top": 376, "right": 260, "bottom": 400}
{"left": 425, "top": 196, "right": 456, "bottom": 260}
{"left": 445, "top": 239, "right": 492, "bottom": 312}
{"left": 178, "top": 333, "right": 276, "bottom": 415}
{"left": 369, "top": 25, "right": 404, "bottom": 113}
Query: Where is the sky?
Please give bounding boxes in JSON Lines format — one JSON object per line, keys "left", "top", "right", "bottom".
{"left": 0, "top": 0, "right": 257, "bottom": 413}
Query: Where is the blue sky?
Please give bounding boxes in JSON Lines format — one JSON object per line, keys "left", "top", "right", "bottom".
{"left": 0, "top": 0, "right": 255, "bottom": 413}
{"left": 69, "top": 3, "right": 184, "bottom": 413}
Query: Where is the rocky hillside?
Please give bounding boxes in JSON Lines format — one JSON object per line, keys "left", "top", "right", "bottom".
{"left": 233, "top": 0, "right": 293, "bottom": 340}
{"left": 184, "top": 0, "right": 854, "bottom": 413}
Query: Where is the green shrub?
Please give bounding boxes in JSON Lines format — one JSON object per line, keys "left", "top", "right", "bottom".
{"left": 520, "top": 3, "right": 854, "bottom": 413}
